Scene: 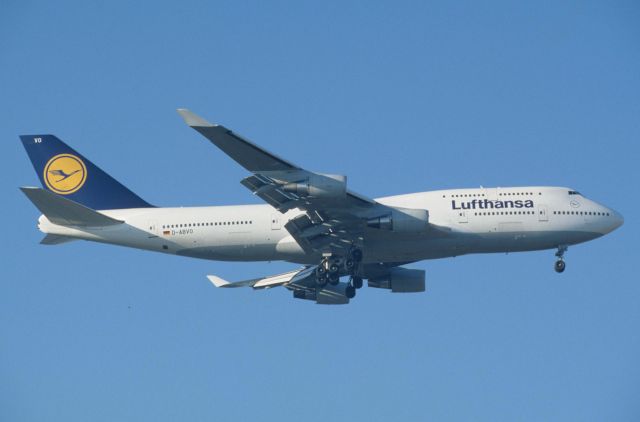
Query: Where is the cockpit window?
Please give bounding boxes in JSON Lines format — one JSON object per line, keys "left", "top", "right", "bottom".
{"left": 568, "top": 191, "right": 581, "bottom": 195}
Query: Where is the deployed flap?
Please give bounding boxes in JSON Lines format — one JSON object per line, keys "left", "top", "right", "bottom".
{"left": 20, "top": 187, "right": 123, "bottom": 227}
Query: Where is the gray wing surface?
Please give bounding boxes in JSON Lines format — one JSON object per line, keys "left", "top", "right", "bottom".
{"left": 177, "top": 109, "right": 391, "bottom": 254}
{"left": 178, "top": 110, "right": 298, "bottom": 172}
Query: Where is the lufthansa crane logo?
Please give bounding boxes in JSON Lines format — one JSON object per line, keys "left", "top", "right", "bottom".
{"left": 43, "top": 154, "right": 87, "bottom": 194}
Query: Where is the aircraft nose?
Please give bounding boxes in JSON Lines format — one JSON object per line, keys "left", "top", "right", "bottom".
{"left": 611, "top": 209, "right": 624, "bottom": 231}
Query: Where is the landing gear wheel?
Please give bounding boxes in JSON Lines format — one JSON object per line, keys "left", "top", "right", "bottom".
{"left": 345, "top": 259, "right": 355, "bottom": 270}
{"left": 352, "top": 276, "right": 363, "bottom": 289}
{"left": 554, "top": 245, "right": 567, "bottom": 273}
{"left": 315, "top": 267, "right": 327, "bottom": 286}
{"left": 316, "top": 275, "right": 327, "bottom": 286}
{"left": 328, "top": 273, "right": 340, "bottom": 285}
{"left": 350, "top": 249, "right": 363, "bottom": 263}
{"left": 345, "top": 285, "right": 356, "bottom": 299}
{"left": 328, "top": 263, "right": 340, "bottom": 274}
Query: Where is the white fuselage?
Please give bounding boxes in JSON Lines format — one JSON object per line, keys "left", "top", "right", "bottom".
{"left": 37, "top": 186, "right": 623, "bottom": 264}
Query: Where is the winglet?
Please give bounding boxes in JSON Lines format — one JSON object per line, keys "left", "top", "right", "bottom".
{"left": 177, "top": 109, "right": 214, "bottom": 127}
{"left": 207, "top": 275, "right": 231, "bottom": 288}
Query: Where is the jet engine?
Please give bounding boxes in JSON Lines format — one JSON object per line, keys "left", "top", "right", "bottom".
{"left": 292, "top": 281, "right": 350, "bottom": 304}
{"left": 283, "top": 174, "right": 347, "bottom": 198}
{"left": 367, "top": 207, "right": 429, "bottom": 232}
{"left": 368, "top": 267, "right": 425, "bottom": 293}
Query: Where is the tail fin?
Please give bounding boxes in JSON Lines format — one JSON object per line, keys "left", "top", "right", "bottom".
{"left": 20, "top": 135, "right": 152, "bottom": 210}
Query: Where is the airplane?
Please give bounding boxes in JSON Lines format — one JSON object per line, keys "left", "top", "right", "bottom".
{"left": 19, "top": 109, "right": 624, "bottom": 304}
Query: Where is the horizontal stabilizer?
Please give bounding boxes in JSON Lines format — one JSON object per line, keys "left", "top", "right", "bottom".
{"left": 20, "top": 187, "right": 123, "bottom": 227}
{"left": 40, "top": 234, "right": 77, "bottom": 245}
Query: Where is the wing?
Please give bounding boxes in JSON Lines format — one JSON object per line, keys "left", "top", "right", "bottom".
{"left": 207, "top": 266, "right": 351, "bottom": 304}
{"left": 207, "top": 266, "right": 316, "bottom": 289}
{"left": 177, "top": 109, "right": 393, "bottom": 254}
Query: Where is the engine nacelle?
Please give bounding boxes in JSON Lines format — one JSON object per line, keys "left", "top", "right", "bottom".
{"left": 368, "top": 267, "right": 425, "bottom": 293}
{"left": 292, "top": 282, "right": 350, "bottom": 304}
{"left": 283, "top": 174, "right": 347, "bottom": 198}
{"left": 367, "top": 207, "right": 429, "bottom": 233}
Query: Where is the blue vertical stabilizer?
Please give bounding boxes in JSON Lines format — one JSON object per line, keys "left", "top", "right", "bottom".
{"left": 20, "top": 135, "right": 153, "bottom": 210}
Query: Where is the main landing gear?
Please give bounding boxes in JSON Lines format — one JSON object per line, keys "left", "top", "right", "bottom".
{"left": 345, "top": 275, "right": 363, "bottom": 299}
{"left": 315, "top": 256, "right": 340, "bottom": 286}
{"left": 315, "top": 248, "right": 364, "bottom": 299}
{"left": 554, "top": 245, "right": 567, "bottom": 273}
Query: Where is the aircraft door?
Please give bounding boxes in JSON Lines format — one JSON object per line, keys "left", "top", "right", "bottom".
{"left": 485, "top": 187, "right": 498, "bottom": 201}
{"left": 148, "top": 220, "right": 159, "bottom": 237}
{"left": 271, "top": 214, "right": 281, "bottom": 230}
{"left": 537, "top": 205, "right": 548, "bottom": 222}
{"left": 457, "top": 210, "right": 468, "bottom": 223}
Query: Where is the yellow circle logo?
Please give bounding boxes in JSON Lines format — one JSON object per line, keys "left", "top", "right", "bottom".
{"left": 43, "top": 154, "right": 87, "bottom": 195}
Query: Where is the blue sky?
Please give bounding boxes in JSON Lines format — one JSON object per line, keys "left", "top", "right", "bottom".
{"left": 2, "top": 1, "right": 639, "bottom": 420}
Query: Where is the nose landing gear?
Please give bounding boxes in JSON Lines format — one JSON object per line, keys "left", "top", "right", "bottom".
{"left": 554, "top": 245, "right": 568, "bottom": 273}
